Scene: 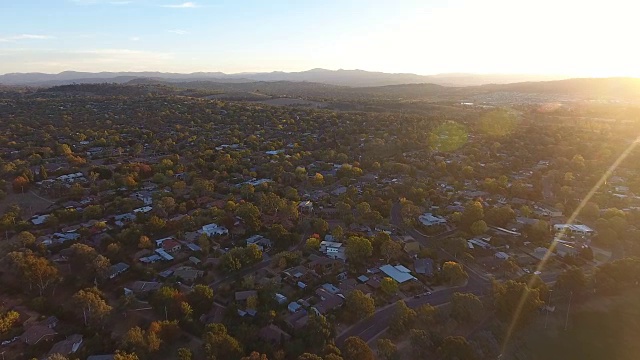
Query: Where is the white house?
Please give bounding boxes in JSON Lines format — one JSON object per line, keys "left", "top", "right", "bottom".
{"left": 418, "top": 213, "right": 447, "bottom": 227}
{"left": 200, "top": 223, "right": 229, "bottom": 237}
{"left": 553, "top": 224, "right": 594, "bottom": 236}
{"left": 319, "top": 241, "right": 346, "bottom": 261}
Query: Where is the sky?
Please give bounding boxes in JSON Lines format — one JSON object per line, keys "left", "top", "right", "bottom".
{"left": 1, "top": 0, "right": 640, "bottom": 76}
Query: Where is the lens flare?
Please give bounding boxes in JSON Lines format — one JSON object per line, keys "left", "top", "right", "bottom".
{"left": 429, "top": 121, "right": 468, "bottom": 152}
{"left": 479, "top": 109, "right": 518, "bottom": 137}
{"left": 500, "top": 134, "right": 640, "bottom": 356}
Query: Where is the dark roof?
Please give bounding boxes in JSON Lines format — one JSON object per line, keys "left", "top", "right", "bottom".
{"left": 414, "top": 258, "right": 434, "bottom": 275}
{"left": 235, "top": 290, "right": 258, "bottom": 301}
{"left": 20, "top": 325, "right": 56, "bottom": 345}
{"left": 47, "top": 334, "right": 83, "bottom": 356}
{"left": 258, "top": 324, "right": 291, "bottom": 345}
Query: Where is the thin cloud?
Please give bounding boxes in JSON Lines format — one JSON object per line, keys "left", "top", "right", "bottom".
{"left": 168, "top": 29, "right": 189, "bottom": 35}
{"left": 71, "top": 0, "right": 133, "bottom": 5}
{"left": 129, "top": 36, "right": 140, "bottom": 41}
{"left": 161, "top": 2, "right": 198, "bottom": 8}
{"left": 16, "top": 34, "right": 53, "bottom": 40}
{"left": 0, "top": 34, "right": 53, "bottom": 42}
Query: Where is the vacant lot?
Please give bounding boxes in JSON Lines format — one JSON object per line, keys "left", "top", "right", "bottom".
{"left": 0, "top": 190, "right": 55, "bottom": 217}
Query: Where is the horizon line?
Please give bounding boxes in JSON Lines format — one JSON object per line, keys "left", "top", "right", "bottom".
{"left": 0, "top": 68, "right": 586, "bottom": 78}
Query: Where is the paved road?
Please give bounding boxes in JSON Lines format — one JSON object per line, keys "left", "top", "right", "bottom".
{"left": 336, "top": 281, "right": 486, "bottom": 346}
{"left": 337, "top": 202, "right": 565, "bottom": 346}
{"left": 336, "top": 202, "right": 488, "bottom": 345}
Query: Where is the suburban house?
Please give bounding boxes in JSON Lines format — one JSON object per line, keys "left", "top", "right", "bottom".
{"left": 154, "top": 248, "right": 174, "bottom": 261}
{"left": 47, "top": 334, "right": 83, "bottom": 358}
{"left": 173, "top": 267, "right": 204, "bottom": 283}
{"left": 553, "top": 224, "right": 595, "bottom": 237}
{"left": 20, "top": 324, "right": 57, "bottom": 346}
{"left": 319, "top": 240, "right": 346, "bottom": 261}
{"left": 157, "top": 238, "right": 182, "bottom": 253}
{"left": 200, "top": 223, "right": 229, "bottom": 237}
{"left": 107, "top": 262, "right": 130, "bottom": 279}
{"left": 124, "top": 281, "right": 162, "bottom": 296}
{"left": 258, "top": 324, "right": 291, "bottom": 346}
{"left": 246, "top": 235, "right": 272, "bottom": 251}
{"left": 312, "top": 288, "right": 344, "bottom": 315}
{"left": 418, "top": 213, "right": 447, "bottom": 227}
{"left": 414, "top": 258, "right": 434, "bottom": 276}
{"left": 379, "top": 264, "right": 417, "bottom": 283}
{"left": 555, "top": 242, "right": 579, "bottom": 257}
{"left": 285, "top": 309, "right": 309, "bottom": 329}
{"left": 534, "top": 205, "right": 563, "bottom": 218}
{"left": 307, "top": 255, "right": 343, "bottom": 276}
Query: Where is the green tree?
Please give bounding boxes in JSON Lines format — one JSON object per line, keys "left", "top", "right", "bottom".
{"left": 73, "top": 287, "right": 113, "bottom": 327}
{"left": 114, "top": 351, "right": 140, "bottom": 360}
{"left": 332, "top": 226, "right": 344, "bottom": 240}
{"left": 461, "top": 201, "right": 484, "bottom": 230}
{"left": 415, "top": 303, "right": 438, "bottom": 329}
{"left": 7, "top": 251, "right": 60, "bottom": 296}
{"left": 380, "top": 277, "right": 399, "bottom": 296}
{"left": 297, "top": 354, "right": 322, "bottom": 360}
{"left": 442, "top": 261, "right": 468, "bottom": 285}
{"left": 493, "top": 280, "right": 544, "bottom": 327}
{"left": 380, "top": 240, "right": 402, "bottom": 262}
{"left": 485, "top": 205, "right": 516, "bottom": 227}
{"left": 241, "top": 352, "right": 269, "bottom": 360}
{"left": 376, "top": 338, "right": 399, "bottom": 360}
{"left": 582, "top": 202, "right": 600, "bottom": 221}
{"left": 527, "top": 220, "right": 550, "bottom": 244}
{"left": 0, "top": 310, "right": 19, "bottom": 334}
{"left": 345, "top": 289, "right": 375, "bottom": 321}
{"left": 409, "top": 329, "right": 433, "bottom": 358}
{"left": 187, "top": 284, "right": 214, "bottom": 316}
{"left": 437, "top": 336, "right": 477, "bottom": 360}
{"left": 306, "top": 237, "right": 321, "bottom": 251}
{"left": 442, "top": 237, "right": 467, "bottom": 258}
{"left": 555, "top": 266, "right": 587, "bottom": 294}
{"left": 450, "top": 292, "right": 483, "bottom": 323}
{"left": 310, "top": 217, "right": 329, "bottom": 234}
{"left": 470, "top": 220, "right": 488, "bottom": 236}
{"left": 178, "top": 348, "right": 193, "bottom": 360}
{"left": 343, "top": 336, "right": 374, "bottom": 360}
{"left": 147, "top": 215, "right": 167, "bottom": 234}
{"left": 202, "top": 323, "right": 244, "bottom": 360}
{"left": 388, "top": 300, "right": 416, "bottom": 336}
{"left": 138, "top": 235, "right": 153, "bottom": 249}
{"left": 303, "top": 313, "right": 334, "bottom": 352}
{"left": 345, "top": 236, "right": 372, "bottom": 268}
{"left": 237, "top": 202, "right": 262, "bottom": 232}
{"left": 17, "top": 231, "right": 36, "bottom": 247}
{"left": 39, "top": 165, "right": 48, "bottom": 180}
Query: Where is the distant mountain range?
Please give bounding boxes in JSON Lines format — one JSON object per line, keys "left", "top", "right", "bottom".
{"left": 0, "top": 68, "right": 568, "bottom": 87}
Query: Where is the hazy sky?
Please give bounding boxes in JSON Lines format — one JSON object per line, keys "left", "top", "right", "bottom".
{"left": 1, "top": 0, "right": 639, "bottom": 76}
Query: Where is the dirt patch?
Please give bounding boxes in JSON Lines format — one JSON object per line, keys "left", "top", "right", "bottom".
{"left": 0, "top": 191, "right": 55, "bottom": 218}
